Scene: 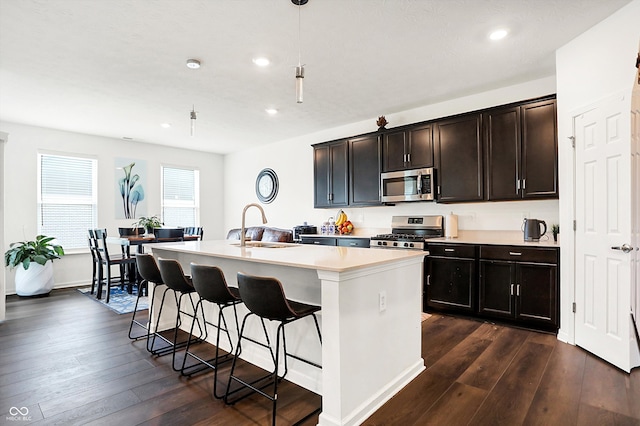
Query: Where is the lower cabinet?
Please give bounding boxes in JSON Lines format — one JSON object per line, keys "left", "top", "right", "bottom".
{"left": 479, "top": 245, "right": 559, "bottom": 330}
{"left": 301, "top": 236, "right": 370, "bottom": 247}
{"left": 425, "top": 242, "right": 559, "bottom": 331}
{"left": 424, "top": 243, "right": 476, "bottom": 313}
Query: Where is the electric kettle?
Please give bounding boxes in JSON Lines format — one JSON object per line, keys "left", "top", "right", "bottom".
{"left": 523, "top": 218, "right": 547, "bottom": 242}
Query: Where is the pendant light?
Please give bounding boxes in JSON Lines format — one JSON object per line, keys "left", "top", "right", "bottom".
{"left": 292, "top": 0, "right": 308, "bottom": 103}
{"left": 190, "top": 105, "right": 197, "bottom": 137}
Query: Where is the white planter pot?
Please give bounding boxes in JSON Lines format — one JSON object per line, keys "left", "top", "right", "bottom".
{"left": 15, "top": 261, "right": 55, "bottom": 296}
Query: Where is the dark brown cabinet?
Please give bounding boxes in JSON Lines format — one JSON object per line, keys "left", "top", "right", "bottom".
{"left": 424, "top": 243, "right": 477, "bottom": 313}
{"left": 382, "top": 124, "right": 433, "bottom": 172}
{"left": 313, "top": 140, "right": 348, "bottom": 208}
{"left": 479, "top": 245, "right": 558, "bottom": 330}
{"left": 349, "top": 135, "right": 382, "bottom": 206}
{"left": 484, "top": 97, "right": 558, "bottom": 201}
{"left": 434, "top": 113, "right": 483, "bottom": 202}
{"left": 301, "top": 236, "right": 370, "bottom": 247}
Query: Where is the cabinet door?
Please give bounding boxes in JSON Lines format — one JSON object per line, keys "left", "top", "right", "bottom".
{"left": 337, "top": 237, "right": 370, "bottom": 248}
{"left": 407, "top": 124, "right": 433, "bottom": 169}
{"left": 382, "top": 130, "right": 407, "bottom": 172}
{"left": 516, "top": 263, "right": 558, "bottom": 327}
{"left": 434, "top": 113, "right": 484, "bottom": 202}
{"left": 313, "top": 145, "right": 331, "bottom": 208}
{"left": 329, "top": 141, "right": 349, "bottom": 206}
{"left": 301, "top": 236, "right": 337, "bottom": 246}
{"left": 349, "top": 135, "right": 381, "bottom": 206}
{"left": 426, "top": 257, "right": 475, "bottom": 312}
{"left": 479, "top": 260, "right": 515, "bottom": 319}
{"left": 484, "top": 106, "right": 521, "bottom": 200}
{"left": 521, "top": 99, "right": 558, "bottom": 198}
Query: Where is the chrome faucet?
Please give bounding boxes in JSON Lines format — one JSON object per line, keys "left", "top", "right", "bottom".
{"left": 240, "top": 203, "right": 268, "bottom": 247}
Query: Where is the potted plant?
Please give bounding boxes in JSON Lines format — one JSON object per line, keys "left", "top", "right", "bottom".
{"left": 134, "top": 215, "right": 163, "bottom": 234}
{"left": 4, "top": 235, "right": 65, "bottom": 297}
{"left": 551, "top": 224, "right": 559, "bottom": 242}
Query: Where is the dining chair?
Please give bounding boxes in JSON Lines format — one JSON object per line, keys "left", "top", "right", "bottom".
{"left": 154, "top": 228, "right": 185, "bottom": 242}
{"left": 91, "top": 228, "right": 137, "bottom": 303}
{"left": 87, "top": 231, "right": 101, "bottom": 295}
{"left": 184, "top": 227, "right": 204, "bottom": 240}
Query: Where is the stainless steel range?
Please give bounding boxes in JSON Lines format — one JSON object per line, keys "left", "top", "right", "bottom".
{"left": 370, "top": 215, "right": 444, "bottom": 250}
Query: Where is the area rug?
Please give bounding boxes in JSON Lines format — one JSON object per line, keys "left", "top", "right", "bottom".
{"left": 77, "top": 286, "right": 148, "bottom": 315}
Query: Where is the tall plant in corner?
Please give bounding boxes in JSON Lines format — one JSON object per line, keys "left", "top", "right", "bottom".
{"left": 4, "top": 235, "right": 64, "bottom": 297}
{"left": 118, "top": 162, "right": 145, "bottom": 219}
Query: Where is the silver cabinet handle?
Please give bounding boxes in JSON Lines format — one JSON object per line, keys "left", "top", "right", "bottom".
{"left": 516, "top": 179, "right": 520, "bottom": 191}
{"left": 522, "top": 179, "right": 526, "bottom": 190}
{"left": 510, "top": 284, "right": 514, "bottom": 295}
{"left": 509, "top": 252, "right": 522, "bottom": 256}
{"left": 516, "top": 284, "right": 520, "bottom": 296}
{"left": 444, "top": 248, "right": 455, "bottom": 252}
{"left": 611, "top": 244, "right": 633, "bottom": 253}
{"left": 427, "top": 274, "right": 431, "bottom": 286}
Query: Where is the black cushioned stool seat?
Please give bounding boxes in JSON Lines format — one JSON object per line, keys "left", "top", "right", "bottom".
{"left": 180, "top": 263, "right": 243, "bottom": 398}
{"left": 224, "top": 272, "right": 322, "bottom": 426}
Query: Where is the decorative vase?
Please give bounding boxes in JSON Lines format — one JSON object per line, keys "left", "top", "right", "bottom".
{"left": 15, "top": 261, "right": 55, "bottom": 297}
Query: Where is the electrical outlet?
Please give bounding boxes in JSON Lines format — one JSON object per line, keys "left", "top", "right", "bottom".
{"left": 379, "top": 291, "right": 387, "bottom": 312}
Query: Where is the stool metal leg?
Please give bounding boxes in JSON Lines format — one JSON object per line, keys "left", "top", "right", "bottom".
{"left": 170, "top": 292, "right": 206, "bottom": 371}
{"left": 224, "top": 314, "right": 323, "bottom": 425}
{"left": 128, "top": 279, "right": 149, "bottom": 340}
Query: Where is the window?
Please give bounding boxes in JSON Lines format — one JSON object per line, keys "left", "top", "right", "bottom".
{"left": 38, "top": 153, "right": 97, "bottom": 250}
{"left": 161, "top": 166, "right": 199, "bottom": 227}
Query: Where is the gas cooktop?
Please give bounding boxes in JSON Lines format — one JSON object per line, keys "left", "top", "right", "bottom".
{"left": 370, "top": 215, "right": 444, "bottom": 250}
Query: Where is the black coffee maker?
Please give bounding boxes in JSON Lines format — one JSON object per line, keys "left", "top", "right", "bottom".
{"left": 523, "top": 218, "right": 547, "bottom": 242}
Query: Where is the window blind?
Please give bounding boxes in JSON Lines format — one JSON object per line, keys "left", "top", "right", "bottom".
{"left": 38, "top": 154, "right": 97, "bottom": 249}
{"left": 162, "top": 167, "right": 199, "bottom": 227}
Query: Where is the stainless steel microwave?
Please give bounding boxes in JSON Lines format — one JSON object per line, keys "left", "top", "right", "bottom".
{"left": 380, "top": 168, "right": 435, "bottom": 203}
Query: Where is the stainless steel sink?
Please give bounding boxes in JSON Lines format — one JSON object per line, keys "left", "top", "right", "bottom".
{"left": 231, "top": 241, "right": 291, "bottom": 248}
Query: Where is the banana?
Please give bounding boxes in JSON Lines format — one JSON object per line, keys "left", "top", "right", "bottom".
{"left": 337, "top": 211, "right": 347, "bottom": 226}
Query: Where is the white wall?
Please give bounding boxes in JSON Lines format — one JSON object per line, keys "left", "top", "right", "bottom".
{"left": 0, "top": 132, "right": 6, "bottom": 319}
{"left": 224, "top": 76, "right": 559, "bottom": 235}
{"left": 1, "top": 121, "right": 224, "bottom": 294}
{"left": 556, "top": 0, "right": 640, "bottom": 343}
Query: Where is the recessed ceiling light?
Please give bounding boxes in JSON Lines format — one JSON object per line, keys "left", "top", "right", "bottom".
{"left": 160, "top": 123, "right": 171, "bottom": 128}
{"left": 186, "top": 59, "right": 201, "bottom": 69}
{"left": 253, "top": 57, "right": 270, "bottom": 67}
{"left": 265, "top": 108, "right": 278, "bottom": 115}
{"left": 489, "top": 29, "right": 508, "bottom": 41}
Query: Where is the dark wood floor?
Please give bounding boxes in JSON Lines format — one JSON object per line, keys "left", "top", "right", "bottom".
{"left": 1, "top": 289, "right": 639, "bottom": 426}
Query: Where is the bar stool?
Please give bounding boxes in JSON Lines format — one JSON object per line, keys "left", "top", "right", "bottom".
{"left": 224, "top": 272, "right": 322, "bottom": 426}
{"left": 157, "top": 258, "right": 206, "bottom": 371}
{"left": 128, "top": 254, "right": 167, "bottom": 345}
{"left": 180, "top": 263, "right": 243, "bottom": 398}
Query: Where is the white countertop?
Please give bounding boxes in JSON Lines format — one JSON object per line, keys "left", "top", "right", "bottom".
{"left": 427, "top": 230, "right": 560, "bottom": 248}
{"left": 150, "top": 239, "right": 425, "bottom": 272}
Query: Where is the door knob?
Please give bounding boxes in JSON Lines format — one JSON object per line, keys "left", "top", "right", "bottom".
{"left": 611, "top": 244, "right": 633, "bottom": 253}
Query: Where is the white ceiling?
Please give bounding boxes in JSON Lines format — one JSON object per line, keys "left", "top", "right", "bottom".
{"left": 0, "top": 0, "right": 632, "bottom": 154}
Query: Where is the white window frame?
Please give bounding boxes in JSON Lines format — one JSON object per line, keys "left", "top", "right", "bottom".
{"left": 37, "top": 152, "right": 98, "bottom": 251}
{"left": 161, "top": 165, "right": 200, "bottom": 227}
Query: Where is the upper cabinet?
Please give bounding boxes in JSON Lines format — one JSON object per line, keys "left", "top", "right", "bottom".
{"left": 349, "top": 134, "right": 382, "bottom": 206}
{"left": 484, "top": 97, "right": 558, "bottom": 201}
{"left": 314, "top": 134, "right": 382, "bottom": 208}
{"left": 434, "top": 113, "right": 484, "bottom": 202}
{"left": 313, "top": 140, "right": 349, "bottom": 208}
{"left": 382, "top": 124, "right": 433, "bottom": 172}
{"left": 312, "top": 95, "right": 557, "bottom": 207}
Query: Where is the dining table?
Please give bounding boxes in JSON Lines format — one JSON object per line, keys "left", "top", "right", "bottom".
{"left": 105, "top": 234, "right": 200, "bottom": 292}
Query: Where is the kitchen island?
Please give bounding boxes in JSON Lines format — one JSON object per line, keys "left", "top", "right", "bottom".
{"left": 150, "top": 240, "right": 425, "bottom": 426}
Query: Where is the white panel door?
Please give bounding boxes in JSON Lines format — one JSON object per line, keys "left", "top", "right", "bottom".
{"left": 632, "top": 69, "right": 640, "bottom": 345}
{"left": 574, "top": 92, "right": 635, "bottom": 372}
